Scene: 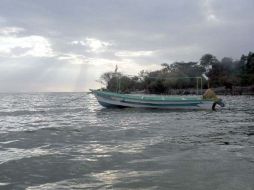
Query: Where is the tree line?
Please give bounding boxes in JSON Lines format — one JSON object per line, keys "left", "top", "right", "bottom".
{"left": 99, "top": 52, "right": 254, "bottom": 94}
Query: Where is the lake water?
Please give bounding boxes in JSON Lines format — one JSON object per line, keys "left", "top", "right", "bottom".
{"left": 0, "top": 93, "right": 253, "bottom": 190}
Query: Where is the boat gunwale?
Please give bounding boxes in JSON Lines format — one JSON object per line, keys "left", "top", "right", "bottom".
{"left": 93, "top": 90, "right": 215, "bottom": 102}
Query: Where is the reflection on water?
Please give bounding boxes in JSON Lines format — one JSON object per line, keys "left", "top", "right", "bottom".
{"left": 0, "top": 93, "right": 253, "bottom": 189}
{"left": 0, "top": 146, "right": 53, "bottom": 164}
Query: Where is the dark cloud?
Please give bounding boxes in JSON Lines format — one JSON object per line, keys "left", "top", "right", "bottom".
{"left": 0, "top": 0, "right": 253, "bottom": 91}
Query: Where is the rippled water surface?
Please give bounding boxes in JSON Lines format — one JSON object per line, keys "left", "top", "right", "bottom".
{"left": 0, "top": 93, "right": 253, "bottom": 190}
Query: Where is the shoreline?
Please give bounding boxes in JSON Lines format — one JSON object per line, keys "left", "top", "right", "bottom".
{"left": 213, "top": 85, "right": 254, "bottom": 95}
{"left": 136, "top": 85, "right": 254, "bottom": 96}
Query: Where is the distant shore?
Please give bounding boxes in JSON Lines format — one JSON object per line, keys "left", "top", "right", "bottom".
{"left": 213, "top": 85, "right": 254, "bottom": 95}
{"left": 138, "top": 85, "right": 254, "bottom": 96}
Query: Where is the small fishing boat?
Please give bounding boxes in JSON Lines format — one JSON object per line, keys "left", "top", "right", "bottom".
{"left": 90, "top": 89, "right": 225, "bottom": 110}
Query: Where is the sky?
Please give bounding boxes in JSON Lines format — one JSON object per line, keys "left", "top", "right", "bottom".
{"left": 0, "top": 0, "right": 253, "bottom": 92}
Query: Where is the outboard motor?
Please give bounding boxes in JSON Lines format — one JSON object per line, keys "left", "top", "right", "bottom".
{"left": 203, "top": 88, "right": 225, "bottom": 111}
{"left": 212, "top": 98, "right": 225, "bottom": 111}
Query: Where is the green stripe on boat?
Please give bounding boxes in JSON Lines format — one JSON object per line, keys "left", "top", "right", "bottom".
{"left": 95, "top": 90, "right": 212, "bottom": 102}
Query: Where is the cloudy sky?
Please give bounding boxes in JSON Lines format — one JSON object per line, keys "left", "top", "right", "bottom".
{"left": 0, "top": 0, "right": 253, "bottom": 92}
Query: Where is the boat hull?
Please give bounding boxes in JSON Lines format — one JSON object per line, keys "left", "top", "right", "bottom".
{"left": 92, "top": 91, "right": 216, "bottom": 110}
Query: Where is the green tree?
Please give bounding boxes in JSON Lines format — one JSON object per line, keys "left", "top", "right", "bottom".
{"left": 100, "top": 51, "right": 254, "bottom": 94}
{"left": 200, "top": 54, "right": 219, "bottom": 71}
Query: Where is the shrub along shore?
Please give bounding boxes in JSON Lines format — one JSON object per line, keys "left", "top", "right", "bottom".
{"left": 99, "top": 52, "right": 254, "bottom": 95}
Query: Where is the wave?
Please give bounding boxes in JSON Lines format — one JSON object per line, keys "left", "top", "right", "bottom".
{"left": 0, "top": 110, "right": 47, "bottom": 116}
{"left": 0, "top": 107, "right": 85, "bottom": 117}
